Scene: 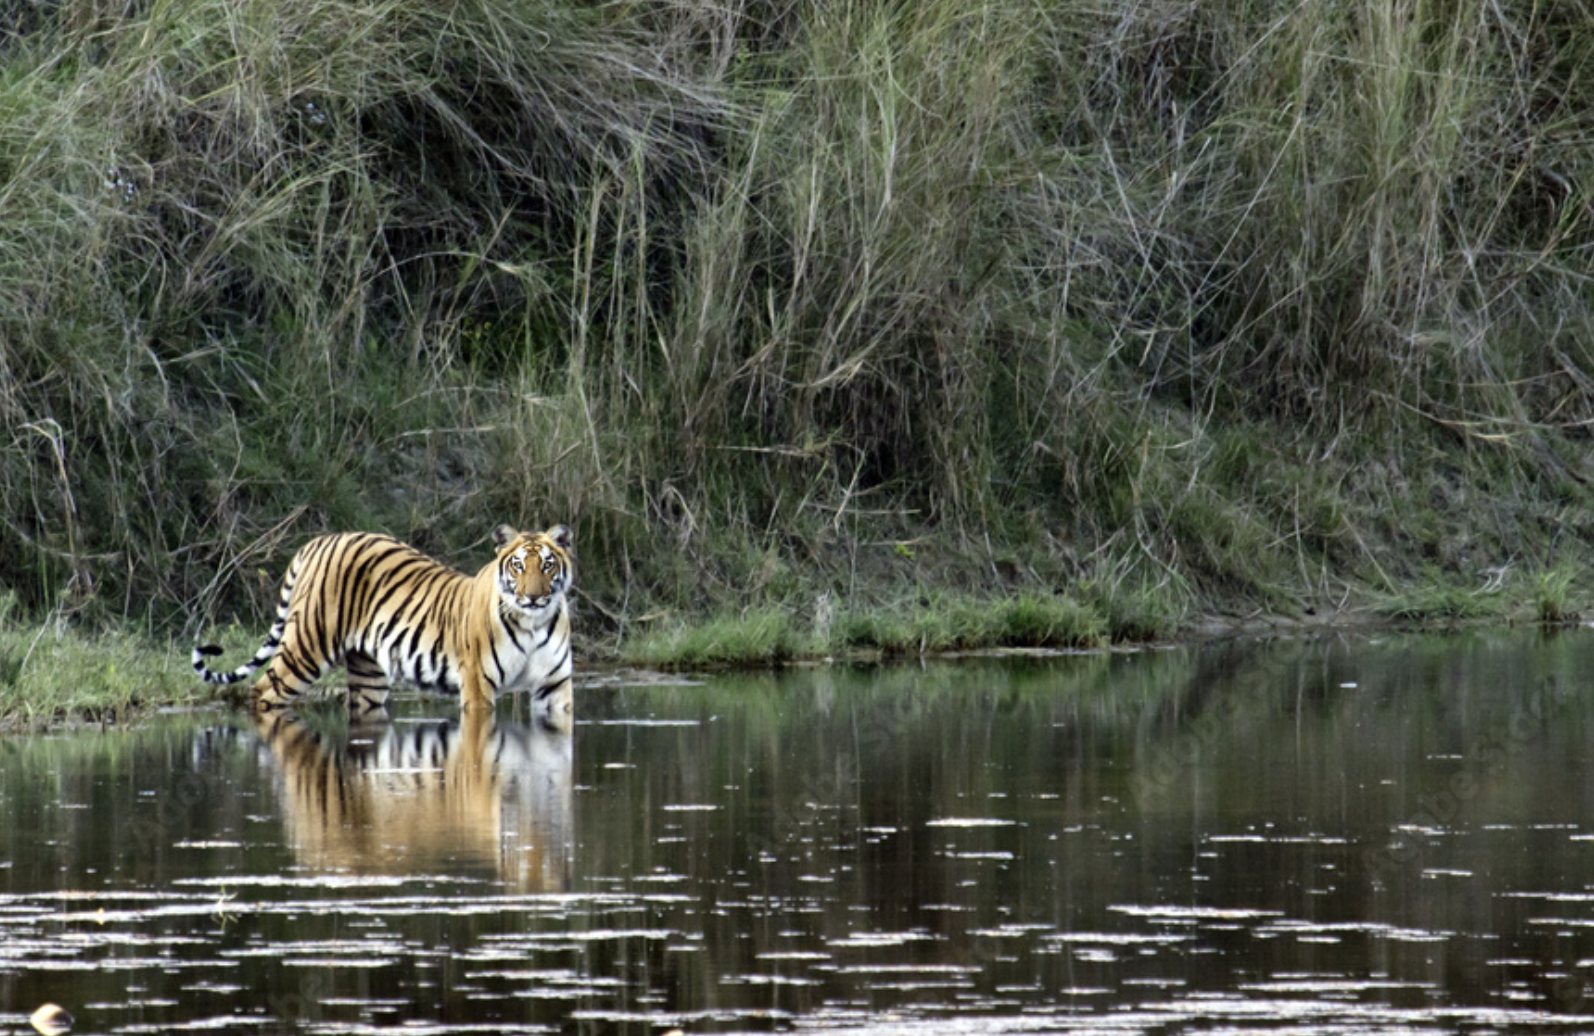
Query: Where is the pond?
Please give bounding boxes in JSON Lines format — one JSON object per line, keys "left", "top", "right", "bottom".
{"left": 4, "top": 629, "right": 1594, "bottom": 1034}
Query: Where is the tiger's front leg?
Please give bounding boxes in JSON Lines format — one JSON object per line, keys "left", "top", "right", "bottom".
{"left": 458, "top": 661, "right": 495, "bottom": 712}
{"left": 534, "top": 676, "right": 573, "bottom": 733}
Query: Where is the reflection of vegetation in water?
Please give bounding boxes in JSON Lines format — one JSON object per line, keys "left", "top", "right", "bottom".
{"left": 0, "top": 711, "right": 288, "bottom": 889}
{"left": 578, "top": 631, "right": 1594, "bottom": 937}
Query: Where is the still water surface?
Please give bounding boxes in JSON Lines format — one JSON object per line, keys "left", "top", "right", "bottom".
{"left": 5, "top": 630, "right": 1594, "bottom": 1033}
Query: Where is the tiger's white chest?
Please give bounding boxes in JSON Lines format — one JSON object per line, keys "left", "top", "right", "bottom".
{"left": 486, "top": 602, "right": 569, "bottom": 694}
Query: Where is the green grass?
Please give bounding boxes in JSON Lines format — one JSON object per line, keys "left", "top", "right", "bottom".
{"left": 1534, "top": 566, "right": 1583, "bottom": 626}
{"left": 1374, "top": 570, "right": 1505, "bottom": 625}
{"left": 0, "top": 598, "right": 211, "bottom": 730}
{"left": 620, "top": 607, "right": 810, "bottom": 669}
{"left": 625, "top": 589, "right": 1123, "bottom": 669}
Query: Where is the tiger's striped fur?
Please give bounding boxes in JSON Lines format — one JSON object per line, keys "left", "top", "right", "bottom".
{"left": 252, "top": 707, "right": 573, "bottom": 891}
{"left": 193, "top": 524, "right": 573, "bottom": 720}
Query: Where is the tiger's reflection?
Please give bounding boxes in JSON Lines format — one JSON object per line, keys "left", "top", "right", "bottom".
{"left": 252, "top": 708, "right": 572, "bottom": 892}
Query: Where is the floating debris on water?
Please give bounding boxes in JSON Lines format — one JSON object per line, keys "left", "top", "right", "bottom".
{"left": 30, "top": 1003, "right": 73, "bottom": 1036}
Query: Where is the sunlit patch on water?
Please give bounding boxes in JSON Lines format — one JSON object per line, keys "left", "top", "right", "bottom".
{"left": 1109, "top": 903, "right": 1285, "bottom": 921}
{"left": 589, "top": 718, "right": 701, "bottom": 726}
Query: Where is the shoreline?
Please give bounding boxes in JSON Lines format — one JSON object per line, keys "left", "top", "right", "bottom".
{"left": 2, "top": 601, "right": 1576, "bottom": 733}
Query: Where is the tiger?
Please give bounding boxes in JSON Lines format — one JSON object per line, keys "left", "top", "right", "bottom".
{"left": 192, "top": 523, "right": 574, "bottom": 723}
{"left": 251, "top": 706, "right": 573, "bottom": 891}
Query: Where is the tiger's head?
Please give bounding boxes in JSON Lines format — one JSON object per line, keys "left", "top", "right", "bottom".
{"left": 492, "top": 523, "right": 574, "bottom": 618}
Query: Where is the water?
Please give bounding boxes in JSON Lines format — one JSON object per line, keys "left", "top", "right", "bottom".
{"left": 5, "top": 629, "right": 1594, "bottom": 1033}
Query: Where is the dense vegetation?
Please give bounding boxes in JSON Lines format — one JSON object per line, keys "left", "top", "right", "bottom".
{"left": 3, "top": 0, "right": 1594, "bottom": 663}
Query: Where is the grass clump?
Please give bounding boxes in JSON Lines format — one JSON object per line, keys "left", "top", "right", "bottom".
{"left": 625, "top": 607, "right": 808, "bottom": 669}
{"left": 991, "top": 594, "right": 1107, "bottom": 649}
{"left": 625, "top": 589, "right": 1114, "bottom": 668}
{"left": 1532, "top": 566, "right": 1582, "bottom": 626}
{"left": 831, "top": 608, "right": 922, "bottom": 656}
{"left": 830, "top": 591, "right": 1110, "bottom": 659}
{"left": 1375, "top": 571, "right": 1504, "bottom": 625}
{"left": 0, "top": 603, "right": 208, "bottom": 729}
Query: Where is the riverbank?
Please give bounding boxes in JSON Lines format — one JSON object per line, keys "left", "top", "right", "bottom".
{"left": 3, "top": 571, "right": 1582, "bottom": 732}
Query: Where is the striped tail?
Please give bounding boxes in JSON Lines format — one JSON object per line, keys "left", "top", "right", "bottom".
{"left": 191, "top": 636, "right": 281, "bottom": 685}
{"left": 192, "top": 559, "right": 298, "bottom": 685}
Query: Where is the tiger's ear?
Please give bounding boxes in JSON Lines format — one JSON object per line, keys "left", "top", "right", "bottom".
{"left": 492, "top": 524, "right": 520, "bottom": 550}
{"left": 546, "top": 524, "right": 573, "bottom": 550}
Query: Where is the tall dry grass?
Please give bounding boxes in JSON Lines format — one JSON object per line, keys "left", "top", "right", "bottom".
{"left": 1, "top": 0, "right": 1592, "bottom": 638}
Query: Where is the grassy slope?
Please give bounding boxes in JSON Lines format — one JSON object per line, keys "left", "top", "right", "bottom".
{"left": 2, "top": 0, "right": 1594, "bottom": 722}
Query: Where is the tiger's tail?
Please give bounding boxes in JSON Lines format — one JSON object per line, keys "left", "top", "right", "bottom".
{"left": 192, "top": 558, "right": 299, "bottom": 685}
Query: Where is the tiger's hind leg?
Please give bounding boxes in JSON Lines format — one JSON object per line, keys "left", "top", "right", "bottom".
{"left": 252, "top": 657, "right": 317, "bottom": 711}
{"left": 345, "top": 651, "right": 392, "bottom": 723}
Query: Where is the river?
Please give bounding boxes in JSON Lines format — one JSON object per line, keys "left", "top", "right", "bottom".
{"left": 4, "top": 629, "right": 1594, "bottom": 1033}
